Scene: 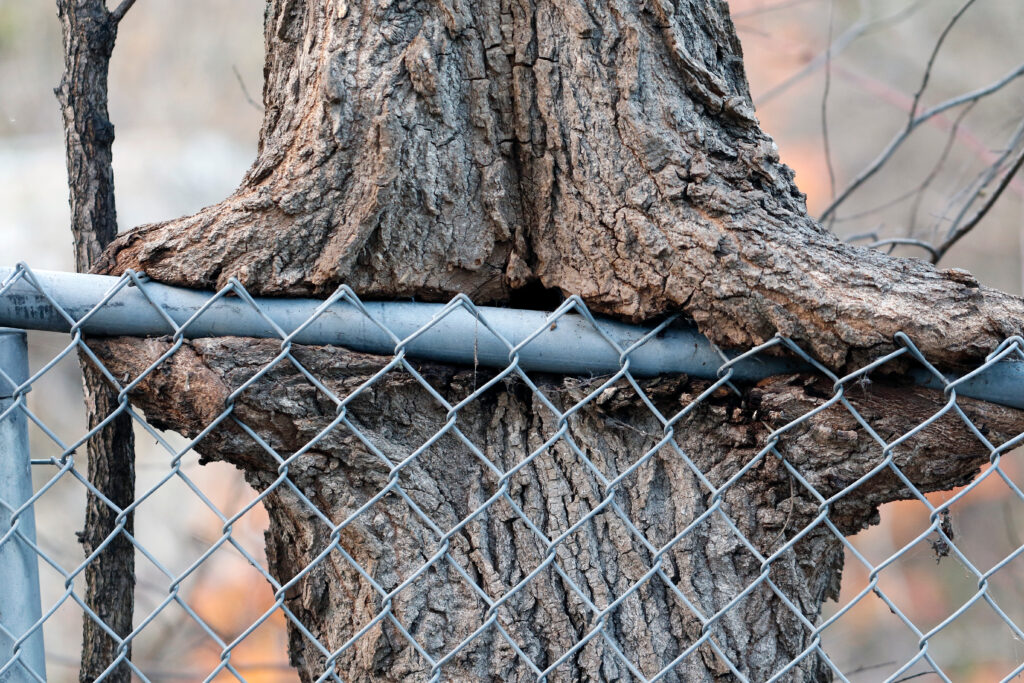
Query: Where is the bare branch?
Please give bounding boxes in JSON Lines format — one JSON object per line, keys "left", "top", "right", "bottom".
{"left": 933, "top": 130, "right": 1024, "bottom": 264}
{"left": 846, "top": 661, "right": 900, "bottom": 676}
{"left": 109, "top": 0, "right": 137, "bottom": 23}
{"left": 908, "top": 0, "right": 977, "bottom": 121}
{"left": 892, "top": 672, "right": 941, "bottom": 683}
{"left": 826, "top": 100, "right": 973, "bottom": 234}
{"left": 864, "top": 237, "right": 939, "bottom": 260}
{"left": 942, "top": 118, "right": 1024, "bottom": 240}
{"left": 840, "top": 107, "right": 1015, "bottom": 261}
{"left": 820, "top": 0, "right": 839, "bottom": 220}
{"left": 907, "top": 102, "right": 975, "bottom": 234}
{"left": 231, "top": 64, "right": 263, "bottom": 112}
{"left": 820, "top": 60, "right": 1024, "bottom": 222}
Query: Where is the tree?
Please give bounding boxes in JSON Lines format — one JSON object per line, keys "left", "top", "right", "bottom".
{"left": 59, "top": 0, "right": 1024, "bottom": 680}
{"left": 56, "top": 1, "right": 138, "bottom": 680}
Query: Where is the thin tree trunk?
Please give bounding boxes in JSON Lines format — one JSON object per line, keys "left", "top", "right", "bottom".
{"left": 77, "top": 0, "right": 1024, "bottom": 680}
{"left": 56, "top": 1, "right": 136, "bottom": 680}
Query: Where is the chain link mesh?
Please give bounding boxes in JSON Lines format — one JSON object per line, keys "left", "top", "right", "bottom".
{"left": 1, "top": 263, "right": 1022, "bottom": 682}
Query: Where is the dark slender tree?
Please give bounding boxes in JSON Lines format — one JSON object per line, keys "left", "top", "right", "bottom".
{"left": 56, "top": 1, "right": 137, "bottom": 680}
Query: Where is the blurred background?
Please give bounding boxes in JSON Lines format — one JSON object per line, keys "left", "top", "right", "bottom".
{"left": 0, "top": 0, "right": 1021, "bottom": 680}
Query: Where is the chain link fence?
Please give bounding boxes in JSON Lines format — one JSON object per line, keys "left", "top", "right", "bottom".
{"left": 1, "top": 262, "right": 1022, "bottom": 682}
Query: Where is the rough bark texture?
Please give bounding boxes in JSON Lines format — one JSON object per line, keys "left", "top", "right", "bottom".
{"left": 89, "top": 337, "right": 1024, "bottom": 681}
{"left": 57, "top": 0, "right": 120, "bottom": 268}
{"left": 75, "top": 0, "right": 1024, "bottom": 680}
{"left": 73, "top": 373, "right": 135, "bottom": 682}
{"left": 56, "top": 1, "right": 136, "bottom": 681}
{"left": 96, "top": 0, "right": 1024, "bottom": 370}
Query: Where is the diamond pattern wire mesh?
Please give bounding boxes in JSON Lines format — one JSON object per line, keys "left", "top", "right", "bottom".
{"left": 0, "top": 262, "right": 1023, "bottom": 682}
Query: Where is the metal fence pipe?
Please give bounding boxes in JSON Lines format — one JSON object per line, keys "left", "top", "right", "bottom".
{"left": 0, "top": 267, "right": 798, "bottom": 381}
{"left": 0, "top": 266, "right": 1022, "bottom": 410}
{"left": 0, "top": 328, "right": 46, "bottom": 681}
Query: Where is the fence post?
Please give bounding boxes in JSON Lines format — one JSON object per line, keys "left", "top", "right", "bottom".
{"left": 0, "top": 328, "right": 46, "bottom": 682}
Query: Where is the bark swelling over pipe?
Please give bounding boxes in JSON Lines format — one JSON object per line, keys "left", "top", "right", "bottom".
{"left": 95, "top": 0, "right": 1024, "bottom": 370}
{"left": 2, "top": 266, "right": 1023, "bottom": 409}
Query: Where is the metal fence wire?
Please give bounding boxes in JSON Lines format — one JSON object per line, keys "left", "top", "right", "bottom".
{"left": 1, "top": 262, "right": 1023, "bottom": 682}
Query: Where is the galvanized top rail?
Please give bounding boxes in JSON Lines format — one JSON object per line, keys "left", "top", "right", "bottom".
{"left": 1, "top": 265, "right": 1022, "bottom": 409}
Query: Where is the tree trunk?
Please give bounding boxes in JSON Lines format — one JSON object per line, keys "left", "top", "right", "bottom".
{"left": 56, "top": 2, "right": 136, "bottom": 680}
{"left": 81, "top": 0, "right": 1024, "bottom": 680}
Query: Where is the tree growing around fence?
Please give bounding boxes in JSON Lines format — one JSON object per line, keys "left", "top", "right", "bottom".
{"left": 56, "top": 0, "right": 1024, "bottom": 680}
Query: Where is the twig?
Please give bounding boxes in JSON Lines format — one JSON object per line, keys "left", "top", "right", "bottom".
{"left": 864, "top": 238, "right": 938, "bottom": 260}
{"left": 831, "top": 105, "right": 971, "bottom": 246}
{"left": 908, "top": 0, "right": 977, "bottom": 121}
{"left": 941, "top": 117, "right": 1024, "bottom": 239}
{"left": 892, "top": 672, "right": 940, "bottom": 682}
{"left": 817, "top": 0, "right": 979, "bottom": 223}
{"left": 846, "top": 660, "right": 898, "bottom": 677}
{"left": 820, "top": 0, "right": 839, "bottom": 224}
{"left": 831, "top": 185, "right": 921, "bottom": 223}
{"left": 924, "top": 116, "right": 1024, "bottom": 248}
{"left": 821, "top": 0, "right": 977, "bottom": 227}
{"left": 908, "top": 102, "right": 975, "bottom": 235}
{"left": 109, "top": 0, "right": 138, "bottom": 23}
{"left": 844, "top": 230, "right": 881, "bottom": 244}
{"left": 932, "top": 135, "right": 1024, "bottom": 263}
{"left": 836, "top": 105, "right": 974, "bottom": 257}
{"left": 231, "top": 65, "right": 263, "bottom": 112}
{"left": 829, "top": 63, "right": 1014, "bottom": 181}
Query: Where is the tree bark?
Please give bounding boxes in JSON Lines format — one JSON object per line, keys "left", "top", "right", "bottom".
{"left": 77, "top": 0, "right": 1024, "bottom": 680}
{"left": 56, "top": 1, "right": 136, "bottom": 681}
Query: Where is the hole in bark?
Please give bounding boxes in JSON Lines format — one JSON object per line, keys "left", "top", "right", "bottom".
{"left": 504, "top": 280, "right": 565, "bottom": 312}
